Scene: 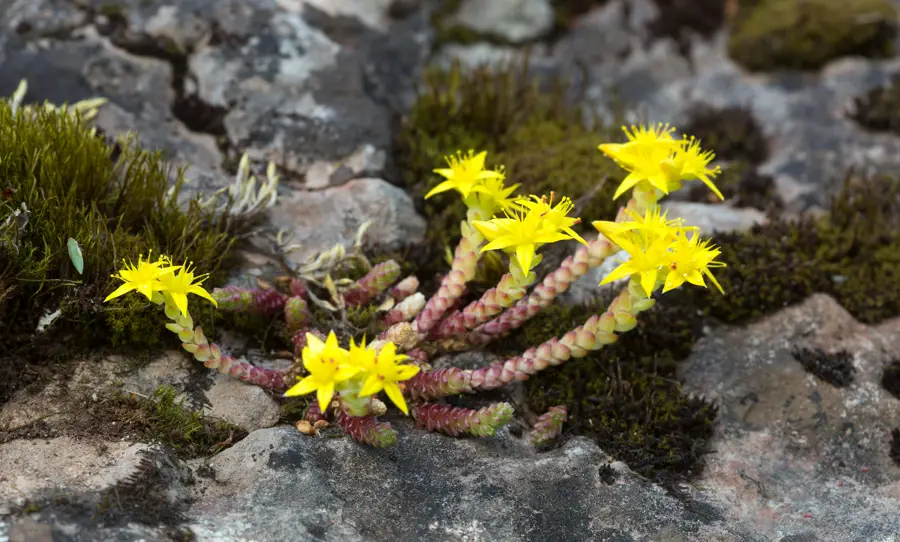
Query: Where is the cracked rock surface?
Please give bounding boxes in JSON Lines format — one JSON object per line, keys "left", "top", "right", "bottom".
{"left": 4, "top": 1, "right": 900, "bottom": 541}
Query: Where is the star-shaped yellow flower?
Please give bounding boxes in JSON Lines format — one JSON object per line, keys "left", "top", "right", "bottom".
{"left": 284, "top": 331, "right": 360, "bottom": 412}
{"left": 661, "top": 137, "right": 723, "bottom": 200}
{"left": 515, "top": 192, "right": 588, "bottom": 247}
{"left": 426, "top": 150, "right": 503, "bottom": 200}
{"left": 354, "top": 340, "right": 420, "bottom": 415}
{"left": 104, "top": 251, "right": 179, "bottom": 302}
{"left": 662, "top": 231, "right": 726, "bottom": 294}
{"left": 599, "top": 233, "right": 673, "bottom": 297}
{"left": 472, "top": 197, "right": 576, "bottom": 273}
{"left": 157, "top": 261, "right": 219, "bottom": 317}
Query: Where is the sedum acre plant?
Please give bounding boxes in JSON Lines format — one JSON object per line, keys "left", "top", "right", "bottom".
{"left": 104, "top": 123, "right": 726, "bottom": 448}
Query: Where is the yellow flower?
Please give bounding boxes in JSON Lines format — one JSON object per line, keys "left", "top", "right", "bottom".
{"left": 472, "top": 196, "right": 576, "bottom": 273}
{"left": 661, "top": 137, "right": 723, "bottom": 200}
{"left": 593, "top": 207, "right": 694, "bottom": 249}
{"left": 515, "top": 192, "right": 588, "bottom": 247}
{"left": 662, "top": 231, "right": 726, "bottom": 294}
{"left": 284, "top": 331, "right": 360, "bottom": 412}
{"left": 468, "top": 169, "right": 520, "bottom": 214}
{"left": 426, "top": 150, "right": 503, "bottom": 200}
{"left": 599, "top": 233, "right": 673, "bottom": 297}
{"left": 104, "top": 251, "right": 179, "bottom": 302}
{"left": 599, "top": 123, "right": 680, "bottom": 164}
{"left": 355, "top": 341, "right": 420, "bottom": 415}
{"left": 157, "top": 261, "right": 219, "bottom": 317}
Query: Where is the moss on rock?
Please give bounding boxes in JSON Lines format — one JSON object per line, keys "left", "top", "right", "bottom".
{"left": 393, "top": 58, "right": 900, "bottom": 484}
{"left": 393, "top": 60, "right": 623, "bottom": 284}
{"left": 728, "top": 0, "right": 897, "bottom": 72}
{"left": 0, "top": 100, "right": 239, "bottom": 352}
{"left": 694, "top": 174, "right": 900, "bottom": 325}
{"left": 850, "top": 74, "right": 900, "bottom": 134}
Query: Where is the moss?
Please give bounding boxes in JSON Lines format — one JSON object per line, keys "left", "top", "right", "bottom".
{"left": 394, "top": 57, "right": 900, "bottom": 486}
{"left": 648, "top": 0, "right": 727, "bottom": 46}
{"left": 849, "top": 74, "right": 900, "bottom": 134}
{"left": 510, "top": 297, "right": 715, "bottom": 487}
{"left": 394, "top": 60, "right": 623, "bottom": 286}
{"left": 694, "top": 174, "right": 900, "bottom": 325}
{"left": 551, "top": 0, "right": 610, "bottom": 32}
{"left": 682, "top": 105, "right": 768, "bottom": 165}
{"left": 0, "top": 100, "right": 240, "bottom": 353}
{"left": 134, "top": 385, "right": 246, "bottom": 458}
{"left": 790, "top": 347, "right": 856, "bottom": 387}
{"left": 728, "top": 0, "right": 897, "bottom": 72}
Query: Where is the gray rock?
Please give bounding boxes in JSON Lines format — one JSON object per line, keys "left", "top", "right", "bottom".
{"left": 566, "top": 21, "right": 900, "bottom": 211}
{"left": 269, "top": 177, "right": 426, "bottom": 267}
{"left": 0, "top": 439, "right": 152, "bottom": 507}
{"left": 187, "top": 427, "right": 750, "bottom": 541}
{"left": 202, "top": 375, "right": 280, "bottom": 431}
{"left": 454, "top": 0, "right": 554, "bottom": 44}
{"left": 661, "top": 201, "right": 768, "bottom": 236}
{"left": 680, "top": 294, "right": 900, "bottom": 540}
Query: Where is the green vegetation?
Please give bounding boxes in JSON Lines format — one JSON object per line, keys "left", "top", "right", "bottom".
{"left": 728, "top": 0, "right": 897, "bottom": 71}
{"left": 850, "top": 74, "right": 900, "bottom": 134}
{"left": 394, "top": 60, "right": 900, "bottom": 485}
{"left": 394, "top": 60, "right": 623, "bottom": 285}
{"left": 131, "top": 385, "right": 246, "bottom": 458}
{"left": 0, "top": 100, "right": 240, "bottom": 352}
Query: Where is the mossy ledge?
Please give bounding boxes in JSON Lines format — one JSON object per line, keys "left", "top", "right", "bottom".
{"left": 0, "top": 100, "right": 241, "bottom": 353}
{"left": 728, "top": 0, "right": 898, "bottom": 72}
{"left": 393, "top": 59, "right": 623, "bottom": 292}
{"left": 392, "top": 60, "right": 900, "bottom": 486}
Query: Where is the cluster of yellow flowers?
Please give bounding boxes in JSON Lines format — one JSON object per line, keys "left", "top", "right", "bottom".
{"left": 592, "top": 123, "right": 727, "bottom": 297}
{"left": 283, "top": 331, "right": 420, "bottom": 415}
{"left": 103, "top": 251, "right": 217, "bottom": 317}
{"left": 425, "top": 123, "right": 726, "bottom": 296}
{"left": 104, "top": 123, "right": 726, "bottom": 424}
{"left": 426, "top": 150, "right": 587, "bottom": 274}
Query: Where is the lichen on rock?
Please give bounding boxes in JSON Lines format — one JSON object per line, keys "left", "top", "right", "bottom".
{"left": 728, "top": 0, "right": 898, "bottom": 72}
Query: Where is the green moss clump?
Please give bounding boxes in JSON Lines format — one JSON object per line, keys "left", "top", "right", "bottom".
{"left": 648, "top": 0, "right": 727, "bottom": 44}
{"left": 134, "top": 385, "right": 246, "bottom": 458}
{"left": 850, "top": 74, "right": 900, "bottom": 134}
{"left": 551, "top": 0, "right": 610, "bottom": 32}
{"left": 508, "top": 296, "right": 715, "bottom": 487}
{"left": 693, "top": 174, "right": 900, "bottom": 325}
{"left": 394, "top": 60, "right": 623, "bottom": 284}
{"left": 0, "top": 100, "right": 239, "bottom": 352}
{"left": 728, "top": 0, "right": 897, "bottom": 72}
{"left": 682, "top": 105, "right": 768, "bottom": 165}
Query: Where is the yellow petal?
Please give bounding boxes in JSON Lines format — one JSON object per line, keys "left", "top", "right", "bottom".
{"left": 599, "top": 262, "right": 635, "bottom": 285}
{"left": 188, "top": 285, "right": 219, "bottom": 307}
{"left": 470, "top": 151, "right": 487, "bottom": 170}
{"left": 481, "top": 235, "right": 517, "bottom": 252}
{"left": 316, "top": 381, "right": 335, "bottom": 412}
{"left": 170, "top": 292, "right": 189, "bottom": 317}
{"left": 394, "top": 364, "right": 420, "bottom": 380}
{"left": 334, "top": 364, "right": 361, "bottom": 382}
{"left": 685, "top": 270, "right": 706, "bottom": 287}
{"left": 613, "top": 172, "right": 643, "bottom": 199}
{"left": 515, "top": 243, "right": 536, "bottom": 273}
{"left": 424, "top": 180, "right": 456, "bottom": 199}
{"left": 359, "top": 373, "right": 384, "bottom": 397}
{"left": 701, "top": 177, "right": 725, "bottom": 200}
{"left": 384, "top": 382, "right": 410, "bottom": 415}
{"left": 103, "top": 282, "right": 136, "bottom": 302}
{"left": 662, "top": 271, "right": 685, "bottom": 293}
{"left": 284, "top": 375, "right": 319, "bottom": 397}
{"left": 639, "top": 270, "right": 657, "bottom": 297}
